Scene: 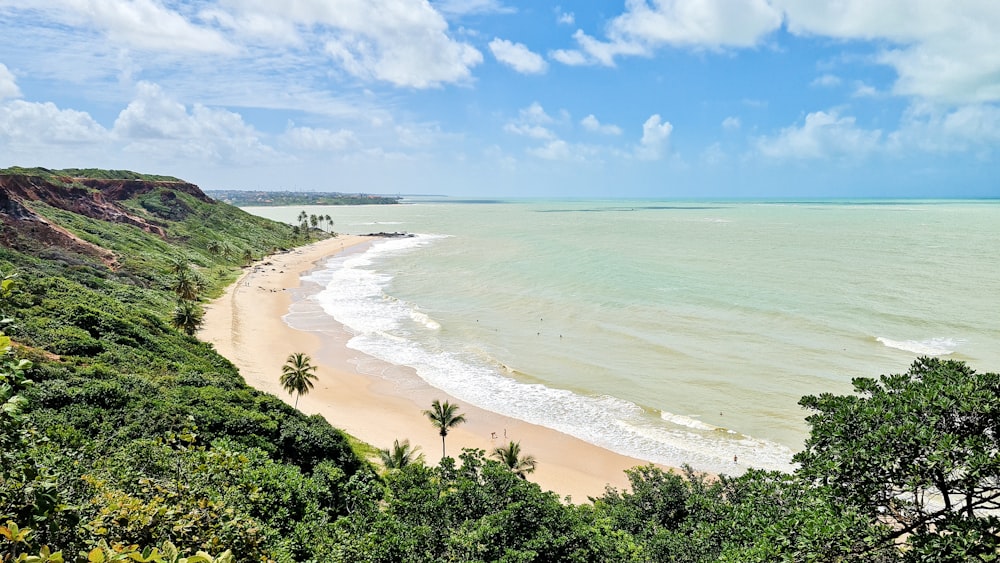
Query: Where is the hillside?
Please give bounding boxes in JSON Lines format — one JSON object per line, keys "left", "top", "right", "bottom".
{"left": 0, "top": 169, "right": 366, "bottom": 561}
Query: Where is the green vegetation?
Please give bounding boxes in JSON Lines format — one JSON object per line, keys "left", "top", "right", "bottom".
{"left": 0, "top": 166, "right": 182, "bottom": 182}
{"left": 281, "top": 353, "right": 319, "bottom": 409}
{"left": 491, "top": 441, "right": 538, "bottom": 479}
{"left": 206, "top": 190, "right": 401, "bottom": 207}
{"left": 378, "top": 439, "right": 424, "bottom": 471}
{"left": 0, "top": 168, "right": 997, "bottom": 561}
{"left": 423, "top": 399, "right": 467, "bottom": 459}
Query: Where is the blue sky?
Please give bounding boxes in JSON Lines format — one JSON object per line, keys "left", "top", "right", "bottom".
{"left": 1, "top": 0, "right": 998, "bottom": 198}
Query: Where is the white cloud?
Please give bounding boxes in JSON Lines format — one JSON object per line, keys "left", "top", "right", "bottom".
{"left": 636, "top": 114, "right": 673, "bottom": 160}
{"left": 503, "top": 123, "right": 555, "bottom": 140}
{"left": 557, "top": 11, "right": 575, "bottom": 25}
{"left": 555, "top": 29, "right": 647, "bottom": 67}
{"left": 778, "top": 0, "right": 1000, "bottom": 103}
{"left": 550, "top": 48, "right": 589, "bottom": 66}
{"left": 283, "top": 125, "right": 358, "bottom": 151}
{"left": 852, "top": 83, "right": 879, "bottom": 98}
{"left": 503, "top": 102, "right": 560, "bottom": 139}
{"left": 0, "top": 63, "right": 20, "bottom": 100}
{"left": 112, "top": 82, "right": 275, "bottom": 163}
{"left": 755, "top": 110, "right": 882, "bottom": 159}
{"left": 890, "top": 103, "right": 1000, "bottom": 153}
{"left": 722, "top": 116, "right": 741, "bottom": 130}
{"left": 489, "top": 38, "right": 548, "bottom": 74}
{"left": 224, "top": 0, "right": 483, "bottom": 88}
{"left": 519, "top": 102, "right": 555, "bottom": 124}
{"left": 557, "top": 0, "right": 782, "bottom": 66}
{"left": 529, "top": 139, "right": 573, "bottom": 160}
{"left": 581, "top": 114, "right": 622, "bottom": 135}
{"left": 0, "top": 100, "right": 107, "bottom": 144}
{"left": 610, "top": 0, "right": 782, "bottom": 49}
{"left": 12, "top": 0, "right": 236, "bottom": 54}
{"left": 811, "top": 74, "right": 841, "bottom": 87}
{"left": 566, "top": 1, "right": 1000, "bottom": 104}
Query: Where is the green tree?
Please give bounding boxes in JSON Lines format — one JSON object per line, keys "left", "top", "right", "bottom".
{"left": 795, "top": 357, "right": 1000, "bottom": 558}
{"left": 490, "top": 441, "right": 537, "bottom": 479}
{"left": 379, "top": 439, "right": 424, "bottom": 470}
{"left": 280, "top": 353, "right": 318, "bottom": 409}
{"left": 170, "top": 301, "right": 204, "bottom": 336}
{"left": 423, "top": 400, "right": 466, "bottom": 459}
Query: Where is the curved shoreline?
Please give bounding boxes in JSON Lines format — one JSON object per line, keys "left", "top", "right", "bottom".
{"left": 200, "top": 236, "right": 662, "bottom": 501}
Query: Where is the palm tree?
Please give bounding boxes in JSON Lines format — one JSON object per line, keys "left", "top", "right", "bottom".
{"left": 171, "top": 300, "right": 204, "bottom": 336}
{"left": 491, "top": 441, "right": 537, "bottom": 479}
{"left": 172, "top": 268, "right": 201, "bottom": 301}
{"left": 280, "top": 352, "right": 318, "bottom": 408}
{"left": 379, "top": 439, "right": 424, "bottom": 470}
{"left": 242, "top": 248, "right": 254, "bottom": 267}
{"left": 423, "top": 399, "right": 466, "bottom": 459}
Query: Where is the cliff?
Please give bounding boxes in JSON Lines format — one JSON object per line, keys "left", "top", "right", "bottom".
{"left": 0, "top": 171, "right": 213, "bottom": 269}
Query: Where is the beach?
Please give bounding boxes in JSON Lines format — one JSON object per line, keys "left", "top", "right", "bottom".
{"left": 199, "top": 235, "right": 657, "bottom": 501}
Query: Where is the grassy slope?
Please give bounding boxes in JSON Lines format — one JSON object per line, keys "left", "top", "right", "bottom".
{"left": 0, "top": 173, "right": 370, "bottom": 559}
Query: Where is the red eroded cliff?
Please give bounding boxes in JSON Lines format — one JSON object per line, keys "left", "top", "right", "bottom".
{"left": 0, "top": 173, "right": 213, "bottom": 269}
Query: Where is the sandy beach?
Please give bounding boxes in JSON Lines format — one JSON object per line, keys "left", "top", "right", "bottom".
{"left": 199, "top": 235, "right": 657, "bottom": 501}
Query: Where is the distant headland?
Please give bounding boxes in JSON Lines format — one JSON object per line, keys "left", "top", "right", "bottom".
{"left": 205, "top": 189, "right": 402, "bottom": 207}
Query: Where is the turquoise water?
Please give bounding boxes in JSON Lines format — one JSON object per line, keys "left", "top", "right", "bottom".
{"left": 248, "top": 200, "right": 1000, "bottom": 474}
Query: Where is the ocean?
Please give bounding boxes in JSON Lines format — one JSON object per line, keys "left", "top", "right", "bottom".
{"left": 246, "top": 200, "right": 1000, "bottom": 475}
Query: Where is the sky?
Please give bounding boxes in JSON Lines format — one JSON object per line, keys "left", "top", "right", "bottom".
{"left": 0, "top": 1, "right": 998, "bottom": 198}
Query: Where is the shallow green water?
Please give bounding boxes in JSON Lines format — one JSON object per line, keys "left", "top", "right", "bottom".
{"left": 249, "top": 200, "right": 1000, "bottom": 473}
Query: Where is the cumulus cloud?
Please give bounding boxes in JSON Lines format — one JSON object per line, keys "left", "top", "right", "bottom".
{"left": 221, "top": 0, "right": 482, "bottom": 88}
{"left": 503, "top": 102, "right": 559, "bottom": 139}
{"left": 113, "top": 82, "right": 275, "bottom": 163}
{"left": 0, "top": 100, "right": 107, "bottom": 144}
{"left": 563, "top": 1, "right": 1000, "bottom": 104}
{"left": 778, "top": 0, "right": 1000, "bottom": 104}
{"left": 557, "top": 11, "right": 575, "bottom": 25}
{"left": 890, "top": 103, "right": 1000, "bottom": 153}
{"left": 528, "top": 139, "right": 573, "bottom": 160}
{"left": 610, "top": 0, "right": 782, "bottom": 48}
{"left": 489, "top": 38, "right": 547, "bottom": 74}
{"left": 581, "top": 114, "right": 622, "bottom": 135}
{"left": 755, "top": 110, "right": 882, "bottom": 159}
{"left": 0, "top": 63, "right": 21, "bottom": 100}
{"left": 283, "top": 125, "right": 358, "bottom": 151}
{"left": 636, "top": 114, "right": 673, "bottom": 160}
{"left": 555, "top": 0, "right": 781, "bottom": 67}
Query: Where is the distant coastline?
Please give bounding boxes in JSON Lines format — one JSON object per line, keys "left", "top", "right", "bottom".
{"left": 206, "top": 189, "right": 401, "bottom": 206}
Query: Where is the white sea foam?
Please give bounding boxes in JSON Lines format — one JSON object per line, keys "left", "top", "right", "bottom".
{"left": 301, "top": 234, "right": 796, "bottom": 475}
{"left": 876, "top": 336, "right": 962, "bottom": 356}
{"left": 660, "top": 412, "right": 719, "bottom": 431}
